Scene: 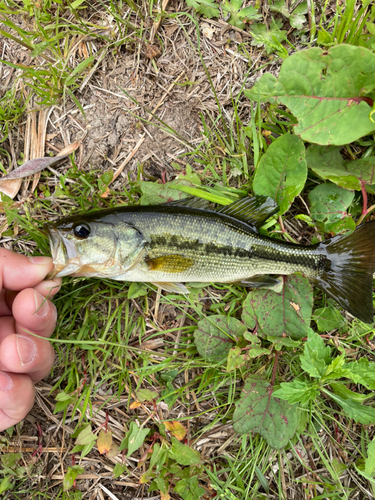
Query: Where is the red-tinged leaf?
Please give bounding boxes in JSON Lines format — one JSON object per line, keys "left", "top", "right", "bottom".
{"left": 63, "top": 465, "right": 84, "bottom": 491}
{"left": 163, "top": 421, "right": 187, "bottom": 441}
{"left": 233, "top": 377, "right": 299, "bottom": 449}
{"left": 0, "top": 153, "right": 71, "bottom": 180}
{"left": 97, "top": 430, "right": 113, "bottom": 455}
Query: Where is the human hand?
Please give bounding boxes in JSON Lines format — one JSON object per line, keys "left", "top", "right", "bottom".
{"left": 0, "top": 249, "right": 61, "bottom": 432}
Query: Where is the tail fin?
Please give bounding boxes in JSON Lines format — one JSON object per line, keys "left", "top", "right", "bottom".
{"left": 315, "top": 220, "right": 375, "bottom": 323}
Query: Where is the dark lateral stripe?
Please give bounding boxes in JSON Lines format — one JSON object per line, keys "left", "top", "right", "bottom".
{"left": 150, "top": 235, "right": 251, "bottom": 259}
{"left": 150, "top": 234, "right": 320, "bottom": 268}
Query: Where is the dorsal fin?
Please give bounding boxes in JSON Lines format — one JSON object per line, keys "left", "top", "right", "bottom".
{"left": 217, "top": 195, "right": 279, "bottom": 230}
{"left": 163, "top": 196, "right": 211, "bottom": 209}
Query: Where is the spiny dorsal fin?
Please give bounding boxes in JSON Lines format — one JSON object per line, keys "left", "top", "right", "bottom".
{"left": 217, "top": 195, "right": 279, "bottom": 230}
{"left": 163, "top": 196, "right": 211, "bottom": 209}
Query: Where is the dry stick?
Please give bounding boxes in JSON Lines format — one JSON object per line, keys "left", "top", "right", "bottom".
{"left": 109, "top": 135, "right": 145, "bottom": 184}
{"left": 150, "top": 0, "right": 170, "bottom": 43}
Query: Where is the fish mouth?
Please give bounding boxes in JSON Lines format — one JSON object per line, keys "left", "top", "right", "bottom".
{"left": 45, "top": 225, "right": 82, "bottom": 279}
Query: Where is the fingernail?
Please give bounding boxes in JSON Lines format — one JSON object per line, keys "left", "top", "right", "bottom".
{"left": 0, "top": 372, "right": 12, "bottom": 391}
{"left": 28, "top": 256, "right": 52, "bottom": 265}
{"left": 16, "top": 336, "right": 36, "bottom": 365}
{"left": 34, "top": 290, "right": 49, "bottom": 318}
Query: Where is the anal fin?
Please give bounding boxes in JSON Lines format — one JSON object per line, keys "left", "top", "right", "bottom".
{"left": 151, "top": 282, "right": 189, "bottom": 294}
{"left": 240, "top": 275, "right": 281, "bottom": 288}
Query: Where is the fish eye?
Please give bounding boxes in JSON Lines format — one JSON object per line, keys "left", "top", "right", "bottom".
{"left": 73, "top": 223, "right": 91, "bottom": 239}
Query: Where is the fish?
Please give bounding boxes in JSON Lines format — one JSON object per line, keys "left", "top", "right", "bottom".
{"left": 45, "top": 195, "right": 375, "bottom": 323}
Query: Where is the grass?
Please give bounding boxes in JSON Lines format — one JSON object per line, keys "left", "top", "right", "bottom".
{"left": 1, "top": 0, "right": 375, "bottom": 499}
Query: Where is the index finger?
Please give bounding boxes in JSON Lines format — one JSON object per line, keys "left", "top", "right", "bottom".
{"left": 0, "top": 249, "right": 54, "bottom": 291}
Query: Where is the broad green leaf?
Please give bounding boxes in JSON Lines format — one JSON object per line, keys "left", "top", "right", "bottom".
{"left": 138, "top": 180, "right": 191, "bottom": 205}
{"left": 233, "top": 377, "right": 299, "bottom": 449}
{"left": 127, "top": 282, "right": 148, "bottom": 299}
{"left": 325, "top": 390, "right": 375, "bottom": 425}
{"left": 169, "top": 437, "right": 201, "bottom": 466}
{"left": 329, "top": 382, "right": 369, "bottom": 404}
{"left": 313, "top": 306, "right": 345, "bottom": 331}
{"left": 269, "top": 0, "right": 289, "bottom": 17}
{"left": 308, "top": 182, "right": 355, "bottom": 234}
{"left": 75, "top": 425, "right": 96, "bottom": 446}
{"left": 1, "top": 453, "right": 21, "bottom": 468}
{"left": 253, "top": 133, "right": 307, "bottom": 215}
{"left": 174, "top": 476, "right": 205, "bottom": 500}
{"left": 0, "top": 476, "right": 13, "bottom": 494}
{"left": 266, "top": 335, "right": 301, "bottom": 350}
{"left": 226, "top": 346, "right": 245, "bottom": 371}
{"left": 243, "top": 331, "right": 270, "bottom": 357}
{"left": 127, "top": 422, "right": 151, "bottom": 457}
{"left": 273, "top": 380, "right": 318, "bottom": 405}
{"left": 289, "top": 0, "right": 308, "bottom": 29}
{"left": 155, "top": 476, "right": 169, "bottom": 495}
{"left": 194, "top": 315, "right": 244, "bottom": 361}
{"left": 113, "top": 463, "right": 128, "bottom": 479}
{"left": 306, "top": 145, "right": 375, "bottom": 191}
{"left": 136, "top": 388, "right": 158, "bottom": 402}
{"left": 290, "top": 12, "right": 307, "bottom": 29}
{"left": 150, "top": 443, "right": 168, "bottom": 470}
{"left": 242, "top": 274, "right": 313, "bottom": 340}
{"left": 246, "top": 45, "right": 375, "bottom": 145}
{"left": 341, "top": 358, "right": 375, "bottom": 390}
{"left": 365, "top": 438, "right": 375, "bottom": 475}
{"left": 300, "top": 329, "right": 331, "bottom": 378}
{"left": 323, "top": 354, "right": 345, "bottom": 378}
{"left": 185, "top": 0, "right": 219, "bottom": 18}
{"left": 63, "top": 465, "right": 85, "bottom": 491}
{"left": 70, "top": 0, "right": 86, "bottom": 8}
{"left": 222, "top": 0, "right": 261, "bottom": 29}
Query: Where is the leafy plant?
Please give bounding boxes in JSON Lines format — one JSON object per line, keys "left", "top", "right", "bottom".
{"left": 185, "top": 0, "right": 219, "bottom": 19}
{"left": 246, "top": 45, "right": 375, "bottom": 145}
{"left": 270, "top": 0, "right": 308, "bottom": 30}
{"left": 274, "top": 330, "right": 375, "bottom": 425}
{"left": 222, "top": 0, "right": 262, "bottom": 29}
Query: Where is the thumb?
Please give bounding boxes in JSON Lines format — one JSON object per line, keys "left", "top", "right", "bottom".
{"left": 0, "top": 249, "right": 54, "bottom": 291}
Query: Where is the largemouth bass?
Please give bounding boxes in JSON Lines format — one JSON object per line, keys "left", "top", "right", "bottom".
{"left": 45, "top": 195, "right": 375, "bottom": 323}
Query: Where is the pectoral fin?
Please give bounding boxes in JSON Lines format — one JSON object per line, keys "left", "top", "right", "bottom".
{"left": 151, "top": 282, "right": 189, "bottom": 294}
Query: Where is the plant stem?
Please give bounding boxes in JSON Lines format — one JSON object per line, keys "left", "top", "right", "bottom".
{"left": 271, "top": 351, "right": 280, "bottom": 387}
{"left": 361, "top": 181, "right": 368, "bottom": 216}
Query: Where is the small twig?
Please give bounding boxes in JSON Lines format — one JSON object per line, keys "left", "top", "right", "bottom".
{"left": 109, "top": 135, "right": 145, "bottom": 185}
{"left": 150, "top": 0, "right": 170, "bottom": 43}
